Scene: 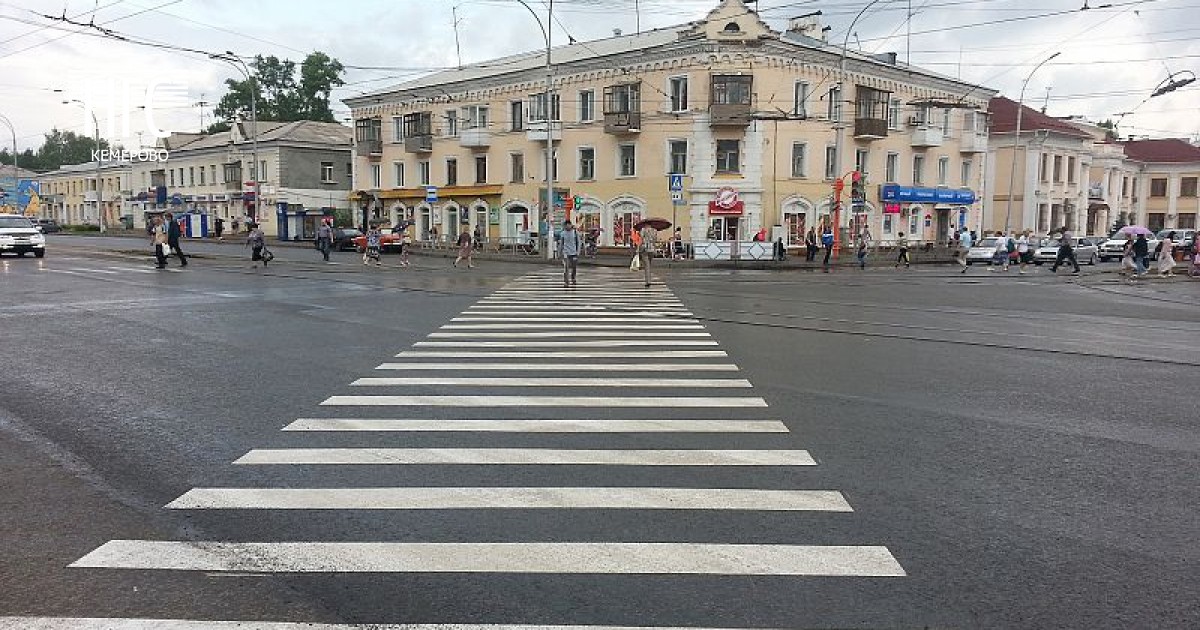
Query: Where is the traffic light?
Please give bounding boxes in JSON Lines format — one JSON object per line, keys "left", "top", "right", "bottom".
{"left": 850, "top": 172, "right": 865, "bottom": 206}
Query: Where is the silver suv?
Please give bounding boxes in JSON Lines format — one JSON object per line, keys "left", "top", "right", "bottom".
{"left": 0, "top": 214, "right": 46, "bottom": 258}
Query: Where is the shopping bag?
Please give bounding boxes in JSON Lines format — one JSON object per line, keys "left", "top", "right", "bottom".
{"left": 630, "top": 254, "right": 641, "bottom": 271}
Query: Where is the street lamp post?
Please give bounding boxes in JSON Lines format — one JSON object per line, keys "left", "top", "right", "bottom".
{"left": 0, "top": 114, "right": 17, "bottom": 213}
{"left": 832, "top": 0, "right": 882, "bottom": 252}
{"left": 63, "top": 99, "right": 104, "bottom": 233}
{"left": 211, "top": 52, "right": 260, "bottom": 225}
{"left": 1004, "top": 51, "right": 1061, "bottom": 234}
{"left": 516, "top": 0, "right": 556, "bottom": 260}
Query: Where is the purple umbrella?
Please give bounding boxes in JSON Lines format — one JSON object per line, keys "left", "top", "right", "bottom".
{"left": 1117, "top": 225, "right": 1153, "bottom": 236}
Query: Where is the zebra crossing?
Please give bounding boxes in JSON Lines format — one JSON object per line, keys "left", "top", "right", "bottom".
{"left": 63, "top": 269, "right": 904, "bottom": 626}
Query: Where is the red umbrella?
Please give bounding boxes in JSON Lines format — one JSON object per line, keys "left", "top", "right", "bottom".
{"left": 633, "top": 217, "right": 672, "bottom": 231}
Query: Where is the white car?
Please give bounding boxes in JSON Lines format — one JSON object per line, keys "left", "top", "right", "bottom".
{"left": 1099, "top": 233, "right": 1158, "bottom": 262}
{"left": 1033, "top": 237, "right": 1099, "bottom": 265}
{"left": 0, "top": 214, "right": 46, "bottom": 258}
{"left": 966, "top": 237, "right": 1006, "bottom": 264}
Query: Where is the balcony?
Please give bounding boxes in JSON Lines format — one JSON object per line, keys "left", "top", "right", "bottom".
{"left": 854, "top": 117, "right": 888, "bottom": 140}
{"left": 709, "top": 103, "right": 752, "bottom": 127}
{"left": 459, "top": 128, "right": 491, "bottom": 149}
{"left": 357, "top": 139, "right": 383, "bottom": 157}
{"left": 910, "top": 126, "right": 943, "bottom": 148}
{"left": 404, "top": 135, "right": 432, "bottom": 153}
{"left": 604, "top": 111, "right": 641, "bottom": 135}
{"left": 959, "top": 133, "right": 987, "bottom": 153}
{"left": 525, "top": 120, "right": 562, "bottom": 143}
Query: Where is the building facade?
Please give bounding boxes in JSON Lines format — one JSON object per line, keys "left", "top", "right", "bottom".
{"left": 990, "top": 101, "right": 1200, "bottom": 236}
{"left": 128, "top": 120, "right": 353, "bottom": 239}
{"left": 38, "top": 161, "right": 133, "bottom": 227}
{"left": 344, "top": 0, "right": 995, "bottom": 252}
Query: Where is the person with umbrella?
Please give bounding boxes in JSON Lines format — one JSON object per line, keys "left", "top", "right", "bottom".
{"left": 634, "top": 217, "right": 670, "bottom": 287}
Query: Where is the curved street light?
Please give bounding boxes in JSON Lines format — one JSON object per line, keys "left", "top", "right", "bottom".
{"left": 515, "top": 0, "right": 556, "bottom": 260}
{"left": 832, "top": 0, "right": 882, "bottom": 251}
{"left": 62, "top": 98, "right": 105, "bottom": 233}
{"left": 1004, "top": 51, "right": 1061, "bottom": 234}
{"left": 210, "top": 51, "right": 261, "bottom": 224}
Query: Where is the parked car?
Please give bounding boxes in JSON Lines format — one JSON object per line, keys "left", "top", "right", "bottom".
{"left": 1033, "top": 237, "right": 1099, "bottom": 265}
{"left": 1099, "top": 232, "right": 1159, "bottom": 262}
{"left": 966, "top": 237, "right": 1004, "bottom": 264}
{"left": 35, "top": 218, "right": 62, "bottom": 233}
{"left": 331, "top": 228, "right": 363, "bottom": 251}
{"left": 0, "top": 213, "right": 47, "bottom": 258}
{"left": 1155, "top": 229, "right": 1196, "bottom": 256}
{"left": 352, "top": 229, "right": 412, "bottom": 253}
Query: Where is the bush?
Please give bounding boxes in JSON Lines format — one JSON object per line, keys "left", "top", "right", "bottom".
{"left": 63, "top": 224, "right": 101, "bottom": 232}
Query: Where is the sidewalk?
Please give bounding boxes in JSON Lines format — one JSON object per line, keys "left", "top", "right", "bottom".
{"left": 60, "top": 231, "right": 960, "bottom": 269}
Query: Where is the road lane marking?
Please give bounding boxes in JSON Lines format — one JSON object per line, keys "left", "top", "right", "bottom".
{"left": 233, "top": 448, "right": 808, "bottom": 465}
{"left": 395, "top": 351, "right": 729, "bottom": 358}
{"left": 374, "top": 363, "right": 739, "bottom": 371}
{"left": 440, "top": 323, "right": 705, "bottom": 329}
{"left": 0, "top": 619, "right": 791, "bottom": 629}
{"left": 427, "top": 331, "right": 712, "bottom": 338}
{"left": 281, "top": 418, "right": 786, "bottom": 432}
{"left": 451, "top": 317, "right": 701, "bottom": 323}
{"left": 414, "top": 340, "right": 719, "bottom": 347}
{"left": 320, "top": 395, "right": 766, "bottom": 407}
{"left": 349, "top": 377, "right": 751, "bottom": 388}
{"left": 166, "top": 488, "right": 849, "bottom": 511}
{"left": 70, "top": 541, "right": 904, "bottom": 576}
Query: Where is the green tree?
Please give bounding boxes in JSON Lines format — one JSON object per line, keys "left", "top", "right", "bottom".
{"left": 1096, "top": 119, "right": 1119, "bottom": 141}
{"left": 1, "top": 129, "right": 117, "bottom": 171}
{"left": 213, "top": 52, "right": 345, "bottom": 125}
{"left": 1110, "top": 211, "right": 1129, "bottom": 234}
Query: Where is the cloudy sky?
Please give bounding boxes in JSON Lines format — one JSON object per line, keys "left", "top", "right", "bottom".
{"left": 1, "top": 0, "right": 1197, "bottom": 152}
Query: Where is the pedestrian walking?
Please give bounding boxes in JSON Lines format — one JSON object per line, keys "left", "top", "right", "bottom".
{"left": 214, "top": 217, "right": 225, "bottom": 240}
{"left": 1132, "top": 233, "right": 1150, "bottom": 277}
{"left": 164, "top": 212, "right": 188, "bottom": 267}
{"left": 774, "top": 236, "right": 786, "bottom": 261}
{"left": 363, "top": 224, "right": 383, "bottom": 267}
{"left": 398, "top": 230, "right": 412, "bottom": 267}
{"left": 672, "top": 227, "right": 685, "bottom": 260}
{"left": 1050, "top": 227, "right": 1080, "bottom": 275}
{"left": 316, "top": 219, "right": 333, "bottom": 262}
{"left": 821, "top": 225, "right": 835, "bottom": 269}
{"left": 638, "top": 223, "right": 658, "bottom": 287}
{"left": 246, "top": 223, "right": 268, "bottom": 268}
{"left": 231, "top": 217, "right": 240, "bottom": 234}
{"left": 1157, "top": 231, "right": 1176, "bottom": 277}
{"left": 894, "top": 231, "right": 910, "bottom": 268}
{"left": 1189, "top": 236, "right": 1200, "bottom": 278}
{"left": 855, "top": 231, "right": 869, "bottom": 270}
{"left": 1017, "top": 230, "right": 1034, "bottom": 274}
{"left": 453, "top": 225, "right": 475, "bottom": 268}
{"left": 957, "top": 226, "right": 973, "bottom": 273}
{"left": 805, "top": 227, "right": 818, "bottom": 262}
{"left": 559, "top": 219, "right": 581, "bottom": 287}
{"left": 149, "top": 215, "right": 169, "bottom": 269}
{"left": 473, "top": 223, "right": 484, "bottom": 250}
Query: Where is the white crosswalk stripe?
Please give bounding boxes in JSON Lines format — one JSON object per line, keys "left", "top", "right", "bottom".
{"left": 68, "top": 268, "right": 905, "bottom": 624}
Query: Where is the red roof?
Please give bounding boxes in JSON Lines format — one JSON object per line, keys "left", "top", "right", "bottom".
{"left": 988, "top": 96, "right": 1090, "bottom": 138}
{"left": 1119, "top": 138, "right": 1200, "bottom": 163}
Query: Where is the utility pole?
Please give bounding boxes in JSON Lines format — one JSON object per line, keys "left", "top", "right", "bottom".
{"left": 452, "top": 5, "right": 464, "bottom": 70}
{"left": 0, "top": 114, "right": 16, "bottom": 214}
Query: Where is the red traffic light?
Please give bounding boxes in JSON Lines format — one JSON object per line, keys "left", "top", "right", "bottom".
{"left": 851, "top": 170, "right": 862, "bottom": 182}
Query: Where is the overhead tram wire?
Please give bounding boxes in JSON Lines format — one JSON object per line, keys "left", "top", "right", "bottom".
{"left": 0, "top": 0, "right": 182, "bottom": 61}
{"left": 0, "top": 0, "right": 125, "bottom": 47}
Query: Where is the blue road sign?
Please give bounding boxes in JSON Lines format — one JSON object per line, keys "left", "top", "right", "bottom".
{"left": 668, "top": 174, "right": 684, "bottom": 192}
{"left": 425, "top": 186, "right": 438, "bottom": 203}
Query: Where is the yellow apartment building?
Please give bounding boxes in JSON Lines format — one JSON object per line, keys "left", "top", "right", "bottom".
{"left": 344, "top": 0, "right": 995, "bottom": 255}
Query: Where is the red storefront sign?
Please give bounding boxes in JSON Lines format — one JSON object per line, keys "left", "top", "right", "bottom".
{"left": 708, "top": 186, "right": 744, "bottom": 215}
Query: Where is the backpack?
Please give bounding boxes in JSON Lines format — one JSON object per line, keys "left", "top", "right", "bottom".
{"left": 1006, "top": 238, "right": 1016, "bottom": 253}
{"left": 821, "top": 232, "right": 834, "bottom": 247}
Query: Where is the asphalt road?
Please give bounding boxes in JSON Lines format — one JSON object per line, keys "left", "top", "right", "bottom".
{"left": 0, "top": 235, "right": 1197, "bottom": 629}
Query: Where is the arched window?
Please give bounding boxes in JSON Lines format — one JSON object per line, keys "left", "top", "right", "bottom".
{"left": 723, "top": 22, "right": 741, "bottom": 33}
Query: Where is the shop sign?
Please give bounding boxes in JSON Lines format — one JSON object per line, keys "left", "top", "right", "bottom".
{"left": 708, "top": 186, "right": 744, "bottom": 215}
{"left": 880, "top": 184, "right": 975, "bottom": 205}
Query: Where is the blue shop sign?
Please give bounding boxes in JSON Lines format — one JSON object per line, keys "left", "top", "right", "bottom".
{"left": 880, "top": 184, "right": 975, "bottom": 205}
